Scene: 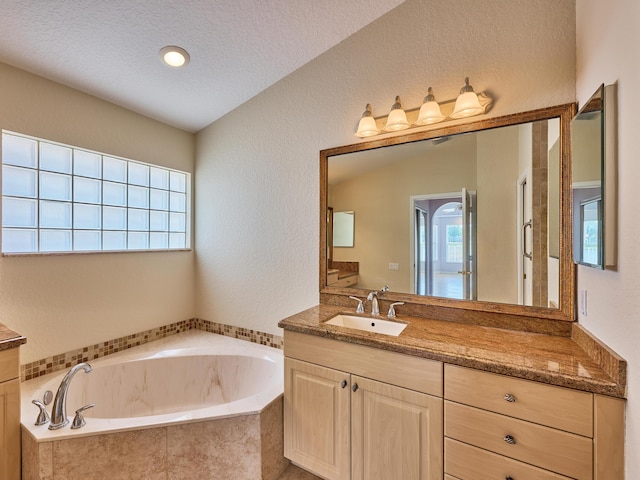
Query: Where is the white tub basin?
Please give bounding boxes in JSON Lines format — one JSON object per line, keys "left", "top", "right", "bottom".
{"left": 325, "top": 314, "right": 407, "bottom": 336}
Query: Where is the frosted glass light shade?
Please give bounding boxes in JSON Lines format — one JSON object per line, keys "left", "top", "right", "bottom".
{"left": 451, "top": 78, "right": 484, "bottom": 119}
{"left": 356, "top": 116, "right": 379, "bottom": 138}
{"left": 355, "top": 103, "right": 379, "bottom": 138}
{"left": 383, "top": 96, "right": 409, "bottom": 132}
{"left": 416, "top": 101, "right": 445, "bottom": 125}
{"left": 451, "top": 91, "right": 483, "bottom": 118}
{"left": 416, "top": 87, "right": 445, "bottom": 125}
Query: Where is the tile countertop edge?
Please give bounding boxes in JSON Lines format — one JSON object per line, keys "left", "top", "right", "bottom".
{"left": 278, "top": 305, "right": 627, "bottom": 399}
{"left": 0, "top": 324, "right": 26, "bottom": 351}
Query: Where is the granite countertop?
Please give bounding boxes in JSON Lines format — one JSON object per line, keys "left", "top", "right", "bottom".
{"left": 278, "top": 304, "right": 626, "bottom": 398}
{"left": 0, "top": 324, "right": 26, "bottom": 352}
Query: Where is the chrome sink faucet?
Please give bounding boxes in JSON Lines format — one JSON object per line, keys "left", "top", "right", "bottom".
{"left": 367, "top": 291, "right": 381, "bottom": 316}
{"left": 49, "top": 362, "right": 92, "bottom": 430}
{"left": 367, "top": 286, "right": 389, "bottom": 316}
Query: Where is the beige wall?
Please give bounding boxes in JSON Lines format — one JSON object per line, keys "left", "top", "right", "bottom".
{"left": 195, "top": 0, "right": 576, "bottom": 334}
{"left": 475, "top": 126, "right": 520, "bottom": 303}
{"left": 0, "top": 62, "right": 195, "bottom": 363}
{"left": 576, "top": 0, "right": 640, "bottom": 477}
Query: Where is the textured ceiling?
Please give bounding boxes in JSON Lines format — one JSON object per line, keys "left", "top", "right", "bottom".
{"left": 0, "top": 0, "right": 405, "bottom": 132}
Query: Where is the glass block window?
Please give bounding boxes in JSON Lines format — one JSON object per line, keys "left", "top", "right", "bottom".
{"left": 2, "top": 131, "right": 190, "bottom": 254}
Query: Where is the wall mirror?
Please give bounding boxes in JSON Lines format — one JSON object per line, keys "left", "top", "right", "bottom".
{"left": 320, "top": 104, "right": 575, "bottom": 321}
{"left": 571, "top": 84, "right": 617, "bottom": 269}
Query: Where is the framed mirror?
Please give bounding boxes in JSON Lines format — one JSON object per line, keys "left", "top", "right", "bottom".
{"left": 320, "top": 104, "right": 575, "bottom": 321}
{"left": 571, "top": 84, "right": 617, "bottom": 269}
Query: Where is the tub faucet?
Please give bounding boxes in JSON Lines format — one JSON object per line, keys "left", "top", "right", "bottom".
{"left": 49, "top": 362, "right": 92, "bottom": 430}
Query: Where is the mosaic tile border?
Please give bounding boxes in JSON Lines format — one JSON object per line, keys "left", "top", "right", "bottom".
{"left": 20, "top": 318, "right": 283, "bottom": 382}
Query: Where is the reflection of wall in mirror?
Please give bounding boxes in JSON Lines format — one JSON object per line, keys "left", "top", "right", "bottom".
{"left": 572, "top": 113, "right": 602, "bottom": 184}
{"left": 476, "top": 126, "right": 520, "bottom": 304}
{"left": 547, "top": 119, "right": 561, "bottom": 308}
{"left": 330, "top": 138, "right": 476, "bottom": 292}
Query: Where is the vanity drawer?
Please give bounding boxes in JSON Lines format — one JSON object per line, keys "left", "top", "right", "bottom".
{"left": 332, "top": 275, "right": 358, "bottom": 287}
{"left": 445, "top": 364, "right": 593, "bottom": 436}
{"left": 327, "top": 270, "right": 340, "bottom": 284}
{"left": 445, "top": 438, "right": 573, "bottom": 480}
{"left": 445, "top": 401, "right": 592, "bottom": 479}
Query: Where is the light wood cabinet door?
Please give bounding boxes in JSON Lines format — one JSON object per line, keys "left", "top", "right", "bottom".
{"left": 351, "top": 376, "right": 443, "bottom": 480}
{"left": 284, "top": 358, "right": 351, "bottom": 480}
{"left": 0, "top": 378, "right": 20, "bottom": 480}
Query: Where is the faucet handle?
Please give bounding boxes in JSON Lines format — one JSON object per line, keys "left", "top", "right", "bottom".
{"left": 387, "top": 302, "right": 404, "bottom": 319}
{"left": 348, "top": 296, "right": 365, "bottom": 313}
{"left": 32, "top": 400, "right": 50, "bottom": 426}
{"left": 71, "top": 403, "right": 95, "bottom": 430}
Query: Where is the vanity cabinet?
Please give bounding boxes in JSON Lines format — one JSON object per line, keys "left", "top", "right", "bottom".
{"left": 284, "top": 331, "right": 443, "bottom": 480}
{"left": 444, "top": 364, "right": 624, "bottom": 480}
{"left": 0, "top": 347, "right": 20, "bottom": 480}
{"left": 284, "top": 359, "right": 350, "bottom": 479}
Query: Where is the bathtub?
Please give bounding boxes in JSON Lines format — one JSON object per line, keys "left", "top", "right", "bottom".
{"left": 21, "top": 330, "right": 288, "bottom": 480}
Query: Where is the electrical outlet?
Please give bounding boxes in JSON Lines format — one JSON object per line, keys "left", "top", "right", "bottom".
{"left": 579, "top": 289, "right": 588, "bottom": 316}
{"left": 388, "top": 262, "right": 399, "bottom": 271}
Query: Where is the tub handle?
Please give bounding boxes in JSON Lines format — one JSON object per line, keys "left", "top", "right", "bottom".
{"left": 32, "top": 400, "right": 50, "bottom": 426}
{"left": 71, "top": 403, "right": 95, "bottom": 430}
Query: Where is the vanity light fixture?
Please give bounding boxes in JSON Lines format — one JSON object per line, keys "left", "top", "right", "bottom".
{"left": 383, "top": 96, "right": 410, "bottom": 132}
{"left": 354, "top": 77, "right": 493, "bottom": 138}
{"left": 159, "top": 45, "right": 190, "bottom": 68}
{"left": 451, "top": 77, "right": 484, "bottom": 119}
{"left": 355, "top": 104, "right": 380, "bottom": 138}
{"left": 415, "top": 87, "right": 445, "bottom": 125}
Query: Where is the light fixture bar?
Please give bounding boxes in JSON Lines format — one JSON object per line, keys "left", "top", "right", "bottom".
{"left": 354, "top": 85, "right": 493, "bottom": 138}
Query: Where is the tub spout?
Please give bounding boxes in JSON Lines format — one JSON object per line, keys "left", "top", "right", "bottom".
{"left": 49, "top": 362, "right": 92, "bottom": 430}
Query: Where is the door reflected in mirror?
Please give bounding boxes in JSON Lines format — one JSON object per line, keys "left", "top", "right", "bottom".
{"left": 579, "top": 197, "right": 601, "bottom": 266}
{"left": 324, "top": 110, "right": 568, "bottom": 310}
{"left": 333, "top": 211, "right": 355, "bottom": 247}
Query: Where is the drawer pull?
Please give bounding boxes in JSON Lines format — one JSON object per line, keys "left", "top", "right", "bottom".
{"left": 504, "top": 434, "right": 516, "bottom": 445}
{"left": 341, "top": 380, "right": 348, "bottom": 389}
{"left": 506, "top": 477, "right": 513, "bottom": 480}
{"left": 503, "top": 393, "right": 517, "bottom": 403}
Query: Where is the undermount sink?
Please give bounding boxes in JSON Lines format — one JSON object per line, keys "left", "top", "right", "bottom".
{"left": 324, "top": 314, "right": 407, "bottom": 336}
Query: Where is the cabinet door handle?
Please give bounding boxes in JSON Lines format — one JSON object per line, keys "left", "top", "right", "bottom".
{"left": 340, "top": 380, "right": 348, "bottom": 389}
{"left": 504, "top": 393, "right": 517, "bottom": 403}
{"left": 506, "top": 477, "right": 514, "bottom": 480}
{"left": 504, "top": 434, "right": 516, "bottom": 445}
{"left": 352, "top": 383, "right": 359, "bottom": 392}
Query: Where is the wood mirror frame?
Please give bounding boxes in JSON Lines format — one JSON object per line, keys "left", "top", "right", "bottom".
{"left": 320, "top": 103, "right": 576, "bottom": 328}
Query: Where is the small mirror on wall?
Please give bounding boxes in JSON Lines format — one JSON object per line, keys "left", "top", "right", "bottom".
{"left": 333, "top": 211, "right": 355, "bottom": 247}
{"left": 571, "top": 84, "right": 617, "bottom": 269}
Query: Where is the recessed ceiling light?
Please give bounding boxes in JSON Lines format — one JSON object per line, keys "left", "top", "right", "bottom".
{"left": 159, "top": 46, "right": 190, "bottom": 68}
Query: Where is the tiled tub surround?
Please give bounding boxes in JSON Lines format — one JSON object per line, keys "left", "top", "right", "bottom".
{"left": 278, "top": 304, "right": 627, "bottom": 398}
{"left": 21, "top": 317, "right": 283, "bottom": 381}
{"left": 21, "top": 330, "right": 288, "bottom": 480}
